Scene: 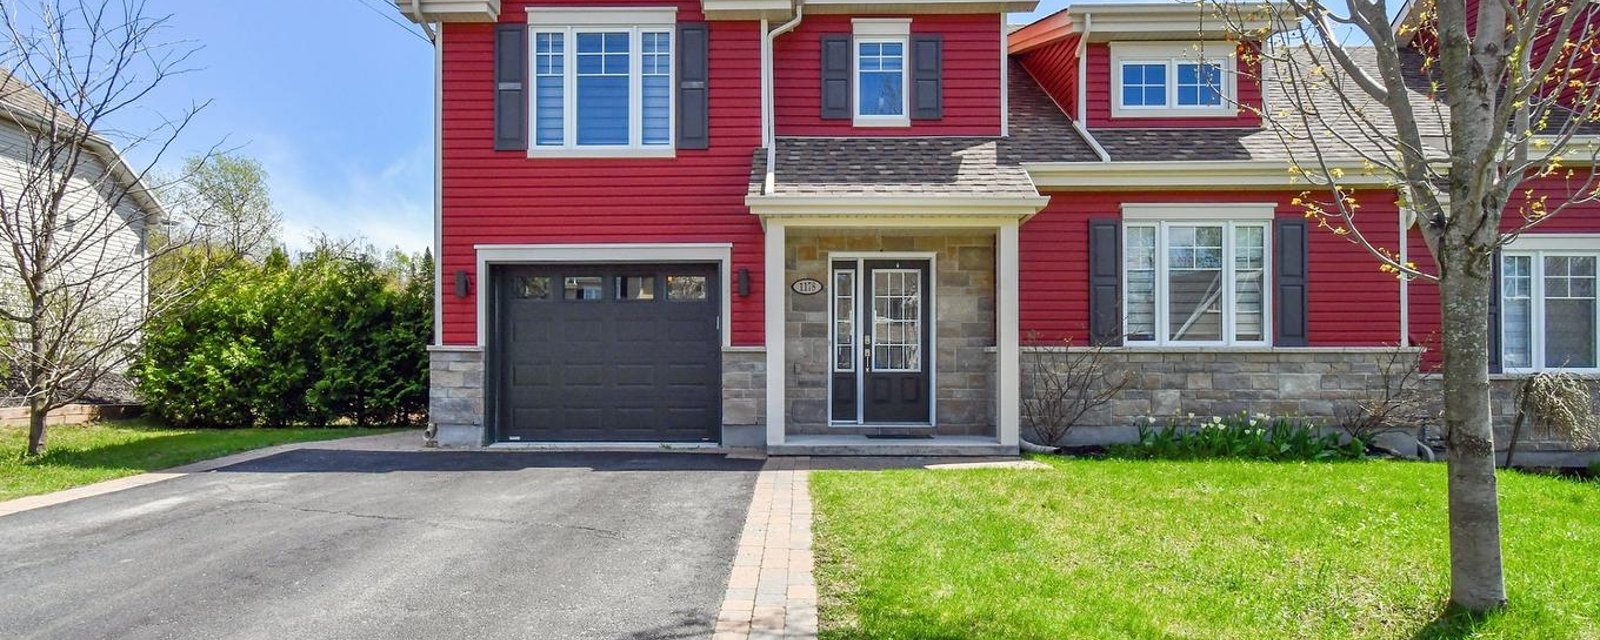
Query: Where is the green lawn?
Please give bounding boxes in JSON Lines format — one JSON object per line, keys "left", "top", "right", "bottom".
{"left": 811, "top": 457, "right": 1600, "bottom": 640}
{"left": 1, "top": 420, "right": 402, "bottom": 501}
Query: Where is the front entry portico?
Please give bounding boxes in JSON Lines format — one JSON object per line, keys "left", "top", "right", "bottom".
{"left": 751, "top": 206, "right": 1030, "bottom": 455}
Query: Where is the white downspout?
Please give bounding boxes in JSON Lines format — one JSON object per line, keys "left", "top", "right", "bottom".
{"left": 764, "top": 4, "right": 805, "bottom": 195}
{"left": 1074, "top": 13, "right": 1110, "bottom": 162}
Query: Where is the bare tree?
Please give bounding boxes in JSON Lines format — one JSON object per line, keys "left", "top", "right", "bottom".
{"left": 1201, "top": 0, "right": 1600, "bottom": 611}
{"left": 1021, "top": 332, "right": 1133, "bottom": 449}
{"left": 1336, "top": 343, "right": 1434, "bottom": 445}
{"left": 0, "top": 0, "right": 218, "bottom": 457}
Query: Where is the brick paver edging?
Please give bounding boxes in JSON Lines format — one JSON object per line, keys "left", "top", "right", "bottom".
{"left": 714, "top": 456, "right": 817, "bottom": 640}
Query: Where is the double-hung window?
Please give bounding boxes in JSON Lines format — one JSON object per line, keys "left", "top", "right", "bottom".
{"left": 1111, "top": 43, "right": 1234, "bottom": 118}
{"left": 1501, "top": 239, "right": 1599, "bottom": 371}
{"left": 1123, "top": 205, "right": 1272, "bottom": 345}
{"left": 528, "top": 8, "right": 676, "bottom": 155}
{"left": 852, "top": 18, "right": 911, "bottom": 127}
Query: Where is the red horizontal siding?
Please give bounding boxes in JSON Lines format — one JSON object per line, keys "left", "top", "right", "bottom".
{"left": 773, "top": 14, "right": 1002, "bottom": 136}
{"left": 438, "top": 12, "right": 764, "bottom": 347}
{"left": 1020, "top": 190, "right": 1404, "bottom": 346}
{"left": 1084, "top": 42, "right": 1263, "bottom": 129}
{"left": 1014, "top": 35, "right": 1079, "bottom": 120}
{"left": 1407, "top": 173, "right": 1600, "bottom": 368}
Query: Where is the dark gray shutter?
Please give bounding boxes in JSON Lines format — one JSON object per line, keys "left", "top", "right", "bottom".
{"left": 1088, "top": 219, "right": 1122, "bottom": 346}
{"left": 820, "top": 35, "right": 852, "bottom": 120}
{"left": 493, "top": 23, "right": 528, "bottom": 151}
{"left": 1274, "top": 219, "right": 1309, "bottom": 346}
{"left": 1488, "top": 250, "right": 1503, "bottom": 373}
{"left": 910, "top": 35, "right": 942, "bottom": 120}
{"left": 677, "top": 23, "right": 710, "bottom": 150}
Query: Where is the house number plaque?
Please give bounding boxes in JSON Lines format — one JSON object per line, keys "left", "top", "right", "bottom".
{"left": 791, "top": 278, "right": 824, "bottom": 295}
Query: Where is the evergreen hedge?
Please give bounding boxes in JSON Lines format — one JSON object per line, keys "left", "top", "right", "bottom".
{"left": 133, "top": 247, "right": 431, "bottom": 428}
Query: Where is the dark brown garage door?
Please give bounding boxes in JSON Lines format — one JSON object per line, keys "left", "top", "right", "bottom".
{"left": 492, "top": 264, "right": 721, "bottom": 442}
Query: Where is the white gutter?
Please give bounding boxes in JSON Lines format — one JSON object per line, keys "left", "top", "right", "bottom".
{"left": 1074, "top": 13, "right": 1110, "bottom": 162}
{"left": 1398, "top": 206, "right": 1410, "bottom": 347}
{"left": 408, "top": 0, "right": 438, "bottom": 42}
{"left": 763, "top": 2, "right": 805, "bottom": 195}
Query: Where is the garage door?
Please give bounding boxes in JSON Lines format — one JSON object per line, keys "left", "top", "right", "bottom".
{"left": 493, "top": 264, "right": 721, "bottom": 442}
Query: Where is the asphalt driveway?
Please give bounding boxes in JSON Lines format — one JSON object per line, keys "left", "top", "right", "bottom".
{"left": 0, "top": 448, "right": 763, "bottom": 640}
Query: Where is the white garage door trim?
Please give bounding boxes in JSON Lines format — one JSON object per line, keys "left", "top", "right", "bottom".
{"left": 474, "top": 243, "right": 735, "bottom": 349}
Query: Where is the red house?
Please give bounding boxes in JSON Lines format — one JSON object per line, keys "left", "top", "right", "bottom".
{"left": 396, "top": 0, "right": 1600, "bottom": 458}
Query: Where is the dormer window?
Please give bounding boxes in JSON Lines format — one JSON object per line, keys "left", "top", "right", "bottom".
{"left": 1110, "top": 43, "right": 1235, "bottom": 118}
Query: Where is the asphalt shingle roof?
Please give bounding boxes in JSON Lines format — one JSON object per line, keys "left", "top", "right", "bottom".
{"left": 749, "top": 60, "right": 1098, "bottom": 198}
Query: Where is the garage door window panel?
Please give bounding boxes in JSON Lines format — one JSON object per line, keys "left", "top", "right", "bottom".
{"left": 564, "top": 276, "right": 605, "bottom": 300}
{"left": 616, "top": 275, "right": 657, "bottom": 301}
{"left": 667, "top": 275, "right": 708, "bottom": 300}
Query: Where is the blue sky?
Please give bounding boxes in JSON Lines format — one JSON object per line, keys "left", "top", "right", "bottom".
{"left": 134, "top": 0, "right": 1082, "bottom": 253}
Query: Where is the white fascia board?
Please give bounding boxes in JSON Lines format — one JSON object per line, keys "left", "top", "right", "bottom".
{"left": 1073, "top": 2, "right": 1287, "bottom": 41}
{"left": 397, "top": 0, "right": 501, "bottom": 22}
{"left": 527, "top": 6, "right": 677, "bottom": 26}
{"left": 803, "top": 0, "right": 1040, "bottom": 14}
{"left": 744, "top": 195, "right": 1050, "bottom": 220}
{"left": 700, "top": 0, "right": 794, "bottom": 21}
{"left": 1023, "top": 160, "right": 1400, "bottom": 189}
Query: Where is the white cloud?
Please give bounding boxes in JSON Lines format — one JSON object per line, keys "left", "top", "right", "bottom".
{"left": 252, "top": 134, "right": 433, "bottom": 254}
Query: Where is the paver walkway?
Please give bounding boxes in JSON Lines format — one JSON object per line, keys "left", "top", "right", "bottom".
{"left": 714, "top": 456, "right": 817, "bottom": 640}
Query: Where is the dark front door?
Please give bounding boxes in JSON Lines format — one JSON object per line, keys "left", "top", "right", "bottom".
{"left": 861, "top": 260, "right": 932, "bottom": 424}
{"left": 493, "top": 264, "right": 720, "bottom": 442}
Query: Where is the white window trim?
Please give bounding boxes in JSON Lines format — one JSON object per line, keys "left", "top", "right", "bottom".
{"left": 526, "top": 7, "right": 678, "bottom": 158}
{"left": 851, "top": 18, "right": 912, "bottom": 128}
{"left": 1122, "top": 217, "right": 1273, "bottom": 348}
{"left": 1500, "top": 240, "right": 1600, "bottom": 374}
{"left": 1109, "top": 41, "right": 1237, "bottom": 119}
{"left": 1123, "top": 202, "right": 1276, "bottom": 221}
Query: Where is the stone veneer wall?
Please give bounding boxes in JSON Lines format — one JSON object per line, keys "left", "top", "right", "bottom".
{"left": 784, "top": 231, "right": 996, "bottom": 436}
{"left": 429, "top": 347, "right": 485, "bottom": 446}
{"left": 723, "top": 349, "right": 767, "bottom": 427}
{"left": 1026, "top": 347, "right": 1422, "bottom": 444}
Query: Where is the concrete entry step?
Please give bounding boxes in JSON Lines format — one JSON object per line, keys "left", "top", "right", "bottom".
{"left": 767, "top": 435, "right": 1016, "bottom": 457}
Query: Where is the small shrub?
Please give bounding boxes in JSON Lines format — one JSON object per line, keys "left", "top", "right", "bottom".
{"left": 1506, "top": 371, "right": 1600, "bottom": 468}
{"left": 1111, "top": 412, "right": 1366, "bottom": 462}
{"left": 1021, "top": 332, "right": 1132, "bottom": 447}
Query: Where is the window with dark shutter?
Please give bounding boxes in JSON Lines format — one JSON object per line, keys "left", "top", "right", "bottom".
{"left": 820, "top": 35, "right": 852, "bottom": 120}
{"left": 493, "top": 23, "right": 529, "bottom": 151}
{"left": 910, "top": 35, "right": 942, "bottom": 120}
{"left": 1274, "top": 218, "right": 1309, "bottom": 346}
{"left": 1488, "top": 250, "right": 1503, "bottom": 373}
{"left": 1088, "top": 219, "right": 1123, "bottom": 346}
{"left": 676, "top": 23, "right": 710, "bottom": 150}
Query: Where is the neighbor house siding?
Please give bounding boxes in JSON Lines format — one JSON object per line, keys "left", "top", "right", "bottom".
{"left": 1083, "top": 41, "right": 1263, "bottom": 129}
{"left": 1014, "top": 35, "right": 1079, "bottom": 119}
{"left": 1019, "top": 190, "right": 1404, "bottom": 346}
{"left": 773, "top": 13, "right": 1003, "bottom": 136}
{"left": 0, "top": 120, "right": 147, "bottom": 326}
{"left": 437, "top": 13, "right": 765, "bottom": 347}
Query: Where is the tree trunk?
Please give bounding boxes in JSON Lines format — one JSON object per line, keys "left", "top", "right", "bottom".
{"left": 25, "top": 396, "right": 48, "bottom": 457}
{"left": 1437, "top": 262, "right": 1509, "bottom": 611}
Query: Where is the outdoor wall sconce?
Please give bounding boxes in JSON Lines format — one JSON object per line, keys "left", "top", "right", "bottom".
{"left": 738, "top": 268, "right": 750, "bottom": 297}
{"left": 454, "top": 270, "right": 472, "bottom": 298}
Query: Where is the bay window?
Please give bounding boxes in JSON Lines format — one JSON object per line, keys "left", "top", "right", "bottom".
{"left": 528, "top": 8, "right": 676, "bottom": 155}
{"left": 1502, "top": 249, "right": 1599, "bottom": 371}
{"left": 1123, "top": 210, "right": 1271, "bottom": 345}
